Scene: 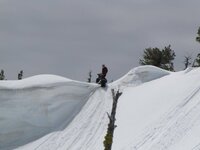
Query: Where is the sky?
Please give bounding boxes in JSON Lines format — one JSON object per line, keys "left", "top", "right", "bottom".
{"left": 0, "top": 0, "right": 200, "bottom": 81}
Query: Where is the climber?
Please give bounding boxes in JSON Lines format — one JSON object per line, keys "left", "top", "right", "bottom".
{"left": 96, "top": 64, "right": 108, "bottom": 87}
{"left": 102, "top": 64, "right": 108, "bottom": 78}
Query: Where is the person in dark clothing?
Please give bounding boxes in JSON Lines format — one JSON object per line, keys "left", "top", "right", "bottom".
{"left": 96, "top": 73, "right": 107, "bottom": 87}
{"left": 100, "top": 76, "right": 107, "bottom": 87}
{"left": 102, "top": 64, "right": 108, "bottom": 78}
{"left": 96, "top": 73, "right": 101, "bottom": 83}
{"left": 95, "top": 65, "right": 108, "bottom": 87}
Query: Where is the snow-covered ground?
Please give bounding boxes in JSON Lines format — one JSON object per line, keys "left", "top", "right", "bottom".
{"left": 1, "top": 66, "right": 200, "bottom": 150}
{"left": 113, "top": 66, "right": 200, "bottom": 150}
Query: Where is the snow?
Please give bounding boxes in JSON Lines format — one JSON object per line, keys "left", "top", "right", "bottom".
{"left": 0, "top": 75, "right": 71, "bottom": 89}
{"left": 110, "top": 65, "right": 170, "bottom": 90}
{"left": 0, "top": 75, "right": 99, "bottom": 150}
{"left": 113, "top": 67, "right": 200, "bottom": 150}
{"left": 1, "top": 66, "right": 200, "bottom": 150}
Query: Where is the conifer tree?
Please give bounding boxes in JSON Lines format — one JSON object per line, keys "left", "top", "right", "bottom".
{"left": 193, "top": 27, "right": 200, "bottom": 67}
{"left": 18, "top": 70, "right": 23, "bottom": 80}
{"left": 0, "top": 70, "right": 5, "bottom": 80}
{"left": 193, "top": 54, "right": 200, "bottom": 67}
{"left": 183, "top": 55, "right": 192, "bottom": 69}
{"left": 140, "top": 45, "right": 176, "bottom": 71}
{"left": 87, "top": 71, "right": 92, "bottom": 83}
{"left": 196, "top": 27, "right": 200, "bottom": 43}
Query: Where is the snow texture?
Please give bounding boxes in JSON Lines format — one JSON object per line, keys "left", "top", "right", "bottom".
{"left": 1, "top": 66, "right": 200, "bottom": 150}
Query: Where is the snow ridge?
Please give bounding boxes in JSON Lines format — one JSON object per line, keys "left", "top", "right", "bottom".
{"left": 0, "top": 77, "right": 98, "bottom": 150}
{"left": 111, "top": 65, "right": 170, "bottom": 89}
{"left": 113, "top": 67, "right": 200, "bottom": 150}
{"left": 2, "top": 66, "right": 200, "bottom": 150}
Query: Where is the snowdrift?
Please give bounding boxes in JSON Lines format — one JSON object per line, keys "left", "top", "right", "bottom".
{"left": 2, "top": 66, "right": 200, "bottom": 150}
{"left": 0, "top": 75, "right": 99, "bottom": 150}
{"left": 110, "top": 65, "right": 170, "bottom": 89}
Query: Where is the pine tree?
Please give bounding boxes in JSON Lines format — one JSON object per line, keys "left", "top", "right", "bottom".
{"left": 140, "top": 47, "right": 162, "bottom": 67}
{"left": 139, "top": 45, "right": 176, "bottom": 71}
{"left": 193, "top": 27, "right": 200, "bottom": 67}
{"left": 196, "top": 27, "right": 200, "bottom": 43}
{"left": 183, "top": 55, "right": 192, "bottom": 69}
{"left": 18, "top": 70, "right": 23, "bottom": 80}
{"left": 0, "top": 70, "right": 5, "bottom": 80}
{"left": 194, "top": 54, "right": 200, "bottom": 67}
{"left": 87, "top": 71, "right": 92, "bottom": 83}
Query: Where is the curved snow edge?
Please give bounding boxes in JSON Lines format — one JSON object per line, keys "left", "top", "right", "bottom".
{"left": 110, "top": 65, "right": 171, "bottom": 88}
{"left": 0, "top": 74, "right": 98, "bottom": 89}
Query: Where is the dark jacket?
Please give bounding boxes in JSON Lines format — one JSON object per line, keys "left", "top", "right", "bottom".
{"left": 102, "top": 66, "right": 108, "bottom": 77}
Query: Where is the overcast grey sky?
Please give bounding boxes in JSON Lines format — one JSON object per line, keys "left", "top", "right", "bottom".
{"left": 0, "top": 0, "right": 200, "bottom": 81}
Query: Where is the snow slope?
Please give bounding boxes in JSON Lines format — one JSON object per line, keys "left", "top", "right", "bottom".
{"left": 16, "top": 86, "right": 112, "bottom": 150}
{"left": 113, "top": 67, "right": 200, "bottom": 150}
{"left": 2, "top": 66, "right": 200, "bottom": 150}
{"left": 0, "top": 75, "right": 99, "bottom": 150}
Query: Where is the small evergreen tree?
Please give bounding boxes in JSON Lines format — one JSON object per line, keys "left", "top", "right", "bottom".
{"left": 193, "top": 53, "right": 200, "bottom": 67}
{"left": 183, "top": 55, "right": 192, "bottom": 69}
{"left": 0, "top": 70, "right": 5, "bottom": 80}
{"left": 196, "top": 27, "right": 200, "bottom": 43}
{"left": 87, "top": 71, "right": 92, "bottom": 83}
{"left": 18, "top": 70, "right": 23, "bottom": 80}
{"left": 192, "top": 27, "right": 200, "bottom": 67}
{"left": 140, "top": 47, "right": 162, "bottom": 67}
{"left": 139, "top": 45, "right": 176, "bottom": 71}
{"left": 160, "top": 45, "right": 176, "bottom": 71}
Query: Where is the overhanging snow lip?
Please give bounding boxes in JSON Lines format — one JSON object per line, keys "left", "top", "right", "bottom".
{"left": 109, "top": 65, "right": 171, "bottom": 88}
